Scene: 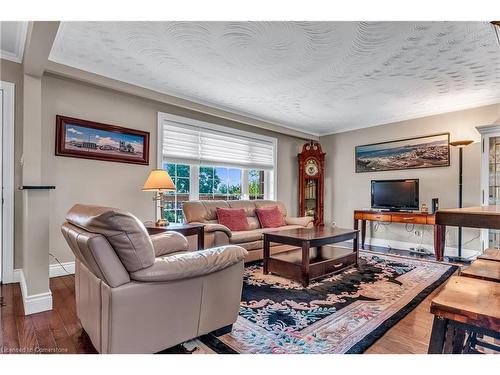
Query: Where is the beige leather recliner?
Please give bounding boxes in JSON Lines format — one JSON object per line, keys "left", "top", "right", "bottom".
{"left": 182, "top": 200, "right": 314, "bottom": 262}
{"left": 61, "top": 204, "right": 247, "bottom": 354}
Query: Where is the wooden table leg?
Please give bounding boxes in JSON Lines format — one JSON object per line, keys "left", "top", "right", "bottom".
{"left": 361, "top": 220, "right": 366, "bottom": 249}
{"left": 301, "top": 240, "right": 310, "bottom": 287}
{"left": 451, "top": 326, "right": 466, "bottom": 354}
{"left": 434, "top": 224, "right": 446, "bottom": 261}
{"left": 428, "top": 316, "right": 449, "bottom": 354}
{"left": 263, "top": 235, "right": 270, "bottom": 274}
{"left": 353, "top": 218, "right": 359, "bottom": 249}
{"left": 353, "top": 232, "right": 359, "bottom": 266}
{"left": 197, "top": 227, "right": 204, "bottom": 250}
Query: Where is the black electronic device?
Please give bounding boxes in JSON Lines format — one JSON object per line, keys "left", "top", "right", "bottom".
{"left": 371, "top": 179, "right": 419, "bottom": 211}
{"left": 431, "top": 198, "right": 439, "bottom": 214}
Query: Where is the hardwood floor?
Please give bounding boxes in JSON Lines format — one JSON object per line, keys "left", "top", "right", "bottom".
{"left": 0, "top": 273, "right": 445, "bottom": 354}
{"left": 0, "top": 276, "right": 97, "bottom": 354}
{"left": 365, "top": 285, "right": 442, "bottom": 354}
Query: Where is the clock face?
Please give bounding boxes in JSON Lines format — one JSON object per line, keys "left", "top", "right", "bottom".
{"left": 305, "top": 159, "right": 319, "bottom": 176}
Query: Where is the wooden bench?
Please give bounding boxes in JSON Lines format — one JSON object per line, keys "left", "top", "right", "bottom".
{"left": 460, "top": 259, "right": 500, "bottom": 283}
{"left": 428, "top": 276, "right": 500, "bottom": 354}
{"left": 478, "top": 248, "right": 500, "bottom": 262}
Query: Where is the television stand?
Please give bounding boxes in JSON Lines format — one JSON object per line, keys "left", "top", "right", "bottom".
{"left": 353, "top": 209, "right": 440, "bottom": 260}
{"left": 377, "top": 209, "right": 415, "bottom": 213}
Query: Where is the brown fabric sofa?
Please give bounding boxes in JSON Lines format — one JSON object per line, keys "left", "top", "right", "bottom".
{"left": 182, "top": 200, "right": 314, "bottom": 262}
{"left": 61, "top": 204, "right": 247, "bottom": 353}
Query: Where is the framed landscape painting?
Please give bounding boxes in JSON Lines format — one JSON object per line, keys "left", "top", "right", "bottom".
{"left": 355, "top": 133, "right": 450, "bottom": 173}
{"left": 56, "top": 115, "right": 150, "bottom": 165}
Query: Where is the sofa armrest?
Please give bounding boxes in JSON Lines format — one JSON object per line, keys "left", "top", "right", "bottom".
{"left": 285, "top": 216, "right": 314, "bottom": 227}
{"left": 129, "top": 245, "right": 248, "bottom": 282}
{"left": 191, "top": 222, "right": 232, "bottom": 238}
{"left": 149, "top": 231, "right": 189, "bottom": 257}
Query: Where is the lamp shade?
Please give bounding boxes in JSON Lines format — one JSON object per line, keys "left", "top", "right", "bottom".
{"left": 142, "top": 169, "right": 176, "bottom": 191}
{"left": 450, "top": 140, "right": 474, "bottom": 148}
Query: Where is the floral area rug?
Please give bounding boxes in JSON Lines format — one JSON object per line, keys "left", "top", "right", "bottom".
{"left": 202, "top": 251, "right": 457, "bottom": 354}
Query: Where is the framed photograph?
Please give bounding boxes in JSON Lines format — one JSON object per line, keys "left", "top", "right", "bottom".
{"left": 55, "top": 115, "right": 150, "bottom": 165}
{"left": 355, "top": 132, "right": 450, "bottom": 173}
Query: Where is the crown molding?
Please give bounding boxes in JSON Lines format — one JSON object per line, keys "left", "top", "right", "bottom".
{"left": 318, "top": 99, "right": 500, "bottom": 137}
{"left": 44, "top": 61, "right": 319, "bottom": 141}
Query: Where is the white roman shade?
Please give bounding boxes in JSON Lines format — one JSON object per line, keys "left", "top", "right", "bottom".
{"left": 159, "top": 113, "right": 276, "bottom": 170}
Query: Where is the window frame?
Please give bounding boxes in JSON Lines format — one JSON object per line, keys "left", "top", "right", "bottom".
{"left": 157, "top": 113, "right": 278, "bottom": 222}
{"left": 161, "top": 164, "right": 270, "bottom": 223}
{"left": 163, "top": 164, "right": 190, "bottom": 224}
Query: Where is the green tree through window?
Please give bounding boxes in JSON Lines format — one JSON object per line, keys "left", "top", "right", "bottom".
{"left": 249, "top": 169, "right": 264, "bottom": 199}
{"left": 162, "top": 165, "right": 266, "bottom": 222}
{"left": 163, "top": 163, "right": 190, "bottom": 223}
{"left": 199, "top": 166, "right": 241, "bottom": 200}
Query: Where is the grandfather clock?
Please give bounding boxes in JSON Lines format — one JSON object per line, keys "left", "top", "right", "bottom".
{"left": 298, "top": 141, "right": 325, "bottom": 226}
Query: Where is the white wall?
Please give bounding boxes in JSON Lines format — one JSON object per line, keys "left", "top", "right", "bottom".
{"left": 41, "top": 74, "right": 305, "bottom": 264}
{"left": 320, "top": 103, "right": 500, "bottom": 253}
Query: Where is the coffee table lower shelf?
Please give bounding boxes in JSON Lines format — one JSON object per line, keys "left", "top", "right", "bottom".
{"left": 266, "top": 246, "right": 357, "bottom": 286}
{"left": 263, "top": 226, "right": 359, "bottom": 287}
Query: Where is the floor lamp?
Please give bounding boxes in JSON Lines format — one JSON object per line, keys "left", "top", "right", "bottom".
{"left": 449, "top": 139, "right": 474, "bottom": 262}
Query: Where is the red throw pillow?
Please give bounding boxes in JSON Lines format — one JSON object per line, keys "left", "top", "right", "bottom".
{"left": 216, "top": 208, "right": 249, "bottom": 231}
{"left": 255, "top": 206, "right": 286, "bottom": 228}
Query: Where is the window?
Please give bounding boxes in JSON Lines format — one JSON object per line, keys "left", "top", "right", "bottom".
{"left": 249, "top": 170, "right": 265, "bottom": 200}
{"left": 162, "top": 165, "right": 266, "bottom": 222}
{"left": 163, "top": 163, "right": 190, "bottom": 223}
{"left": 158, "top": 113, "right": 277, "bottom": 223}
{"left": 199, "top": 167, "right": 242, "bottom": 201}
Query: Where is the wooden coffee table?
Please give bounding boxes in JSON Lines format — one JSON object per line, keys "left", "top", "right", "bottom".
{"left": 263, "top": 226, "right": 359, "bottom": 287}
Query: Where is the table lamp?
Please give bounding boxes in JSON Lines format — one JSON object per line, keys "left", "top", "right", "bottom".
{"left": 449, "top": 139, "right": 474, "bottom": 262}
{"left": 142, "top": 169, "right": 176, "bottom": 226}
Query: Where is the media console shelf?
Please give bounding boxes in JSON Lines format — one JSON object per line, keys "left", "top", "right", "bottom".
{"left": 353, "top": 209, "right": 440, "bottom": 260}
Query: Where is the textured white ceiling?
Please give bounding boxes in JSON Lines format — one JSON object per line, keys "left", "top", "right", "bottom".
{"left": 0, "top": 21, "right": 28, "bottom": 63}
{"left": 49, "top": 22, "right": 500, "bottom": 135}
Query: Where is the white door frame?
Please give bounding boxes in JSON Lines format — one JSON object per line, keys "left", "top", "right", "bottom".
{"left": 1, "top": 81, "right": 15, "bottom": 283}
{"left": 477, "top": 124, "right": 500, "bottom": 251}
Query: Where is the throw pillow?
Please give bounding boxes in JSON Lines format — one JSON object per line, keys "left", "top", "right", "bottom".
{"left": 216, "top": 207, "right": 249, "bottom": 231}
{"left": 255, "top": 206, "right": 286, "bottom": 228}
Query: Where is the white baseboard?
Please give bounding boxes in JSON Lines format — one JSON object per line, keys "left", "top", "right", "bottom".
{"left": 9, "top": 262, "right": 74, "bottom": 315}
{"left": 11, "top": 261, "right": 76, "bottom": 284}
{"left": 19, "top": 269, "right": 53, "bottom": 315}
{"left": 11, "top": 268, "right": 21, "bottom": 283}
{"left": 49, "top": 261, "right": 75, "bottom": 278}
{"left": 366, "top": 237, "right": 480, "bottom": 258}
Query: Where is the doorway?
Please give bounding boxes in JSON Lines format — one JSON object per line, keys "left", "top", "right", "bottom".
{"left": 1, "top": 81, "right": 15, "bottom": 283}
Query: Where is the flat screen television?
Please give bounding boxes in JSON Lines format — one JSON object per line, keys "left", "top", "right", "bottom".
{"left": 371, "top": 179, "right": 419, "bottom": 211}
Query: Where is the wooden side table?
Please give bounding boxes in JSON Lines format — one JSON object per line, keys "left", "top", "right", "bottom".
{"left": 145, "top": 223, "right": 205, "bottom": 250}
{"left": 435, "top": 206, "right": 500, "bottom": 262}
{"left": 353, "top": 209, "right": 439, "bottom": 260}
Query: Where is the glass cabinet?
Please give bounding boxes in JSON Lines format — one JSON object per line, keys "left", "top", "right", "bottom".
{"left": 477, "top": 124, "right": 500, "bottom": 250}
